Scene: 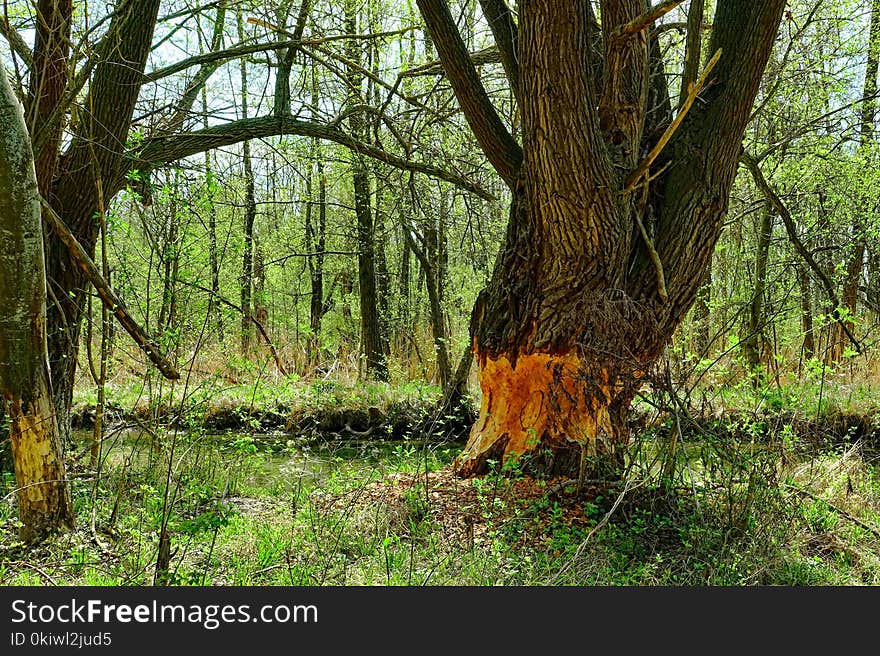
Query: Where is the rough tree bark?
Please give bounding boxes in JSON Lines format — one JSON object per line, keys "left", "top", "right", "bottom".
{"left": 416, "top": 0, "right": 787, "bottom": 477}
{"left": 0, "top": 58, "right": 74, "bottom": 541}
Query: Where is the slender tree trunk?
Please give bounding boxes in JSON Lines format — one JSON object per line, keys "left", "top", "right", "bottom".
{"left": 869, "top": 248, "right": 880, "bottom": 313}
{"left": 346, "top": 0, "right": 388, "bottom": 381}
{"left": 744, "top": 201, "right": 773, "bottom": 375}
{"left": 158, "top": 175, "right": 180, "bottom": 334}
{"left": 404, "top": 220, "right": 452, "bottom": 390}
{"left": 840, "top": 0, "right": 880, "bottom": 354}
{"left": 796, "top": 263, "right": 815, "bottom": 362}
{"left": 374, "top": 203, "right": 391, "bottom": 357}
{"left": 304, "top": 151, "right": 327, "bottom": 370}
{"left": 353, "top": 170, "right": 387, "bottom": 379}
{"left": 253, "top": 241, "right": 268, "bottom": 339}
{"left": 303, "top": 65, "right": 327, "bottom": 371}
{"left": 367, "top": 12, "right": 391, "bottom": 359}
{"left": 397, "top": 222, "right": 412, "bottom": 352}
{"left": 202, "top": 79, "right": 223, "bottom": 343}
{"left": 238, "top": 11, "right": 256, "bottom": 355}
{"left": 815, "top": 189, "right": 840, "bottom": 365}
{"left": 0, "top": 61, "right": 74, "bottom": 541}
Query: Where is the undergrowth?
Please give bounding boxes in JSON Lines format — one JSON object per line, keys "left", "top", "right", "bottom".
{"left": 2, "top": 413, "right": 880, "bottom": 586}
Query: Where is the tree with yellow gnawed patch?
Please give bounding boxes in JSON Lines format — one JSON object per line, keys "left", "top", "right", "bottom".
{"left": 0, "top": 56, "right": 74, "bottom": 542}
{"left": 415, "top": 0, "right": 788, "bottom": 478}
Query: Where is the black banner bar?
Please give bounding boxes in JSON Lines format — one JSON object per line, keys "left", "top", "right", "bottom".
{"left": 0, "top": 586, "right": 875, "bottom": 652}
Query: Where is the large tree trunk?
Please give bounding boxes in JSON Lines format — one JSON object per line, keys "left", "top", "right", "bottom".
{"left": 417, "top": 0, "right": 787, "bottom": 478}
{"left": 0, "top": 60, "right": 74, "bottom": 541}
{"left": 26, "top": 0, "right": 73, "bottom": 194}
{"left": 45, "top": 0, "right": 162, "bottom": 441}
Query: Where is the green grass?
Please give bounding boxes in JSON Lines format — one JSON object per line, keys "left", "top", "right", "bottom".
{"left": 3, "top": 414, "right": 880, "bottom": 586}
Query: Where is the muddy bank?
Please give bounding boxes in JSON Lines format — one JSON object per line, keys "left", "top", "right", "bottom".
{"left": 69, "top": 397, "right": 877, "bottom": 452}
{"left": 649, "top": 409, "right": 880, "bottom": 450}
{"left": 70, "top": 396, "right": 474, "bottom": 442}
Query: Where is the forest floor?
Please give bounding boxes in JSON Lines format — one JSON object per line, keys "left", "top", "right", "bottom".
{"left": 2, "top": 365, "right": 880, "bottom": 586}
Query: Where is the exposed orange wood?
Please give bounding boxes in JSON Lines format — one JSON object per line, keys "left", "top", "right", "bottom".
{"left": 454, "top": 351, "right": 617, "bottom": 476}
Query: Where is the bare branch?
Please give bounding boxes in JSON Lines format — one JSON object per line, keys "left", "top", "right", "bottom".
{"left": 612, "top": 0, "right": 687, "bottom": 40}
{"left": 625, "top": 48, "right": 721, "bottom": 194}
{"left": 400, "top": 46, "right": 502, "bottom": 77}
{"left": 41, "top": 199, "right": 181, "bottom": 380}
{"left": 741, "top": 152, "right": 862, "bottom": 355}
{"left": 415, "top": 0, "right": 522, "bottom": 188}
{"left": 0, "top": 18, "right": 32, "bottom": 67}
{"left": 132, "top": 115, "right": 495, "bottom": 200}
{"left": 478, "top": 0, "right": 519, "bottom": 102}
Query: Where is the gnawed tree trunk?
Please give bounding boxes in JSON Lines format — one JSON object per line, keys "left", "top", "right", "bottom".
{"left": 416, "top": 0, "right": 786, "bottom": 477}
{"left": 0, "top": 60, "right": 74, "bottom": 541}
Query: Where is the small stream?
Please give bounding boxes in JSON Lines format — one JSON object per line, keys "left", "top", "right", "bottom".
{"left": 72, "top": 428, "right": 459, "bottom": 491}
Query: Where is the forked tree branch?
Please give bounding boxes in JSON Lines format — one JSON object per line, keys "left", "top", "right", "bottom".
{"left": 478, "top": 0, "right": 519, "bottom": 102}
{"left": 415, "top": 0, "right": 522, "bottom": 188}
{"left": 624, "top": 48, "right": 721, "bottom": 194}
{"left": 132, "top": 115, "right": 495, "bottom": 200}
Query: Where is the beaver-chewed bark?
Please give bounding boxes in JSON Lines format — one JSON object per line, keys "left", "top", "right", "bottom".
{"left": 416, "top": 0, "right": 787, "bottom": 477}
{"left": 0, "top": 58, "right": 74, "bottom": 541}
